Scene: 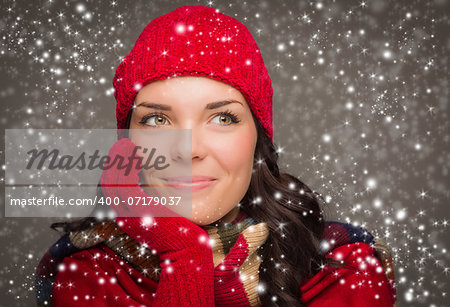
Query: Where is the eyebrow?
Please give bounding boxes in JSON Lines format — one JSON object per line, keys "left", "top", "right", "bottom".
{"left": 135, "top": 99, "right": 243, "bottom": 111}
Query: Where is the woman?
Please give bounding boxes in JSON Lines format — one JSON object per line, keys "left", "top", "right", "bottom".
{"left": 35, "top": 5, "right": 397, "bottom": 306}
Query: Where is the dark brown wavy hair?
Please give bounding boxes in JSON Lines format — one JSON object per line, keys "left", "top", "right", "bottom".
{"left": 51, "top": 108, "right": 343, "bottom": 306}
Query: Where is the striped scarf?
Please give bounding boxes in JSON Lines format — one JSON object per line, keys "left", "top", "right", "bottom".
{"left": 35, "top": 212, "right": 395, "bottom": 306}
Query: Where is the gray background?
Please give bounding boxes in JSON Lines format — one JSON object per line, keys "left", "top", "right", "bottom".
{"left": 1, "top": 0, "right": 449, "bottom": 306}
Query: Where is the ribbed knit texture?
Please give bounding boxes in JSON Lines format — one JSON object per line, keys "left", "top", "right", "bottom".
{"left": 36, "top": 211, "right": 269, "bottom": 306}
{"left": 35, "top": 211, "right": 397, "bottom": 306}
{"left": 113, "top": 5, "right": 274, "bottom": 141}
{"left": 116, "top": 216, "right": 215, "bottom": 306}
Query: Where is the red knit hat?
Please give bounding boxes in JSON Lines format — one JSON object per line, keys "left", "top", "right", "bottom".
{"left": 113, "top": 5, "right": 273, "bottom": 142}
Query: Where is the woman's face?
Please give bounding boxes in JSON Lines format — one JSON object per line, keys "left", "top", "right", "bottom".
{"left": 129, "top": 76, "right": 257, "bottom": 226}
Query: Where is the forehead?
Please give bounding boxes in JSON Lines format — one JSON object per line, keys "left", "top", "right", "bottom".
{"left": 135, "top": 76, "right": 245, "bottom": 101}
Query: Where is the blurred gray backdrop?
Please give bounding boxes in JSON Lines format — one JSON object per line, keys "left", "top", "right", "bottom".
{"left": 1, "top": 0, "right": 449, "bottom": 306}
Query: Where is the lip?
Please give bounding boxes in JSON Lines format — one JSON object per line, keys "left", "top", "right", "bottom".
{"left": 161, "top": 176, "right": 217, "bottom": 192}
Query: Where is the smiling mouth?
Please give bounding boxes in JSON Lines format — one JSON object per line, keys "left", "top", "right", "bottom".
{"left": 160, "top": 178, "right": 217, "bottom": 191}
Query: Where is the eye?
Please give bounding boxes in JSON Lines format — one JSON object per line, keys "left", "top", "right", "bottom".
{"left": 211, "top": 111, "right": 241, "bottom": 126}
{"left": 139, "top": 113, "right": 169, "bottom": 127}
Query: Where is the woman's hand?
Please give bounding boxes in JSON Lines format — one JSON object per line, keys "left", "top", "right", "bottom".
{"left": 100, "top": 137, "right": 175, "bottom": 217}
{"left": 100, "top": 137, "right": 215, "bottom": 306}
{"left": 100, "top": 137, "right": 211, "bottom": 251}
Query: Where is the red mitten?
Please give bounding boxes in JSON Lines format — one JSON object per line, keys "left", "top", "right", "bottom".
{"left": 100, "top": 137, "right": 180, "bottom": 217}
{"left": 117, "top": 217, "right": 215, "bottom": 306}
{"left": 100, "top": 138, "right": 215, "bottom": 306}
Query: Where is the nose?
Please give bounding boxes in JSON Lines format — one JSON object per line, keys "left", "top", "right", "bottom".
{"left": 170, "top": 127, "right": 206, "bottom": 162}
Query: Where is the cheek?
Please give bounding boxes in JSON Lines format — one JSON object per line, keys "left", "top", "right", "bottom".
{"left": 210, "top": 129, "right": 256, "bottom": 176}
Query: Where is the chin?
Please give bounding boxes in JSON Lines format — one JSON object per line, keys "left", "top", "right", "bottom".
{"left": 185, "top": 214, "right": 221, "bottom": 226}
{"left": 186, "top": 216, "right": 214, "bottom": 226}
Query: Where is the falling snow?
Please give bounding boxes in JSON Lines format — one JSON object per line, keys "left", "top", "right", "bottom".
{"left": 0, "top": 0, "right": 449, "bottom": 306}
